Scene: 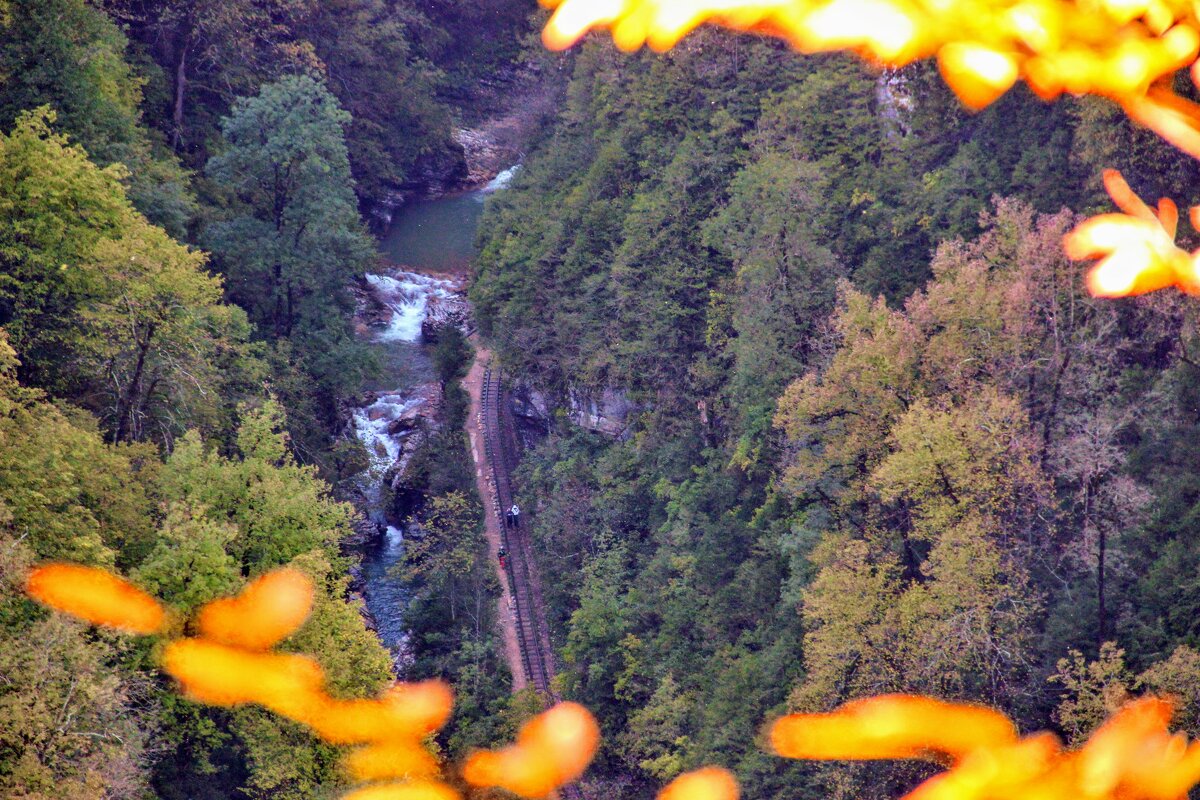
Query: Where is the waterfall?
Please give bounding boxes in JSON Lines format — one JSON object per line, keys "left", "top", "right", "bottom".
{"left": 364, "top": 271, "right": 457, "bottom": 343}
{"left": 479, "top": 164, "right": 521, "bottom": 196}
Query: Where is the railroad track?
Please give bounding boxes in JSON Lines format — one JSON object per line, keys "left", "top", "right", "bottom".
{"left": 481, "top": 367, "right": 553, "bottom": 696}
{"left": 480, "top": 366, "right": 584, "bottom": 800}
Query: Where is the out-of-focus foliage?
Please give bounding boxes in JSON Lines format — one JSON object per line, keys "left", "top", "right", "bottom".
{"left": 768, "top": 692, "right": 1200, "bottom": 800}
{"left": 0, "top": 339, "right": 396, "bottom": 796}
{"left": 539, "top": 0, "right": 1200, "bottom": 173}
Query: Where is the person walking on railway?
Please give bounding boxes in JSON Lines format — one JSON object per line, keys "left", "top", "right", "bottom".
{"left": 509, "top": 503, "right": 520, "bottom": 528}
{"left": 498, "top": 546, "right": 507, "bottom": 569}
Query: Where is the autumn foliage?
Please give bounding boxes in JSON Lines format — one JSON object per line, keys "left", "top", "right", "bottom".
{"left": 24, "top": 566, "right": 457, "bottom": 796}
{"left": 28, "top": 560, "right": 1200, "bottom": 800}
{"left": 538, "top": 0, "right": 1200, "bottom": 121}
{"left": 1064, "top": 169, "right": 1200, "bottom": 296}
{"left": 657, "top": 767, "right": 740, "bottom": 800}
{"left": 194, "top": 568, "right": 315, "bottom": 650}
{"left": 462, "top": 702, "right": 600, "bottom": 796}
{"left": 771, "top": 694, "right": 1200, "bottom": 800}
{"left": 23, "top": 563, "right": 599, "bottom": 799}
{"left": 25, "top": 563, "right": 167, "bottom": 635}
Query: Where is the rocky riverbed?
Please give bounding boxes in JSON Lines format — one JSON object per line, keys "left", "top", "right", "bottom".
{"left": 350, "top": 269, "right": 469, "bottom": 522}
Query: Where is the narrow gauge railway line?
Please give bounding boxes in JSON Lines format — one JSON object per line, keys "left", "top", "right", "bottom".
{"left": 481, "top": 367, "right": 553, "bottom": 695}
{"left": 480, "top": 366, "right": 585, "bottom": 800}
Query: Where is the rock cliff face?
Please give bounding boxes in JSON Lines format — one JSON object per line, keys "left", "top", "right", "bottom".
{"left": 511, "top": 383, "right": 638, "bottom": 439}
{"left": 876, "top": 69, "right": 913, "bottom": 139}
{"left": 351, "top": 277, "right": 394, "bottom": 335}
{"left": 350, "top": 270, "right": 460, "bottom": 529}
{"left": 353, "top": 383, "right": 441, "bottom": 518}
{"left": 369, "top": 123, "right": 525, "bottom": 226}
{"left": 454, "top": 128, "right": 514, "bottom": 188}
{"left": 343, "top": 513, "right": 383, "bottom": 585}
{"left": 367, "top": 142, "right": 470, "bottom": 226}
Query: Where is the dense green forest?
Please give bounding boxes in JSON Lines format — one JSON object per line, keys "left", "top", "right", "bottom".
{"left": 472, "top": 29, "right": 1200, "bottom": 800}
{"left": 8, "top": 0, "right": 1200, "bottom": 798}
{"left": 0, "top": 0, "right": 529, "bottom": 796}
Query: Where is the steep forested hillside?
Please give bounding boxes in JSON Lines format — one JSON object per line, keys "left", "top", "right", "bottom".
{"left": 0, "top": 1, "right": 531, "bottom": 796}
{"left": 9, "top": 0, "right": 1200, "bottom": 797}
{"left": 0, "top": 0, "right": 538, "bottom": 461}
{"left": 472, "top": 31, "right": 1200, "bottom": 799}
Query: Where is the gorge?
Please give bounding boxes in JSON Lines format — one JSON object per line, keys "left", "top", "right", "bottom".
{"left": 350, "top": 168, "right": 517, "bottom": 661}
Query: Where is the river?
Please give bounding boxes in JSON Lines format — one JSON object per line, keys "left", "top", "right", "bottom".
{"left": 351, "top": 167, "right": 518, "bottom": 660}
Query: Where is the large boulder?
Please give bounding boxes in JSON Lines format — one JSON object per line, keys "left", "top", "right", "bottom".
{"left": 421, "top": 293, "right": 472, "bottom": 341}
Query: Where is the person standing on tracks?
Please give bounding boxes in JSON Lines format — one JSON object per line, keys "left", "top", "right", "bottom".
{"left": 509, "top": 503, "right": 520, "bottom": 528}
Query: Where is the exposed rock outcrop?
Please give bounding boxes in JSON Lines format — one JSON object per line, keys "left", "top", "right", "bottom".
{"left": 371, "top": 383, "right": 441, "bottom": 518}
{"left": 350, "top": 277, "right": 393, "bottom": 336}
{"left": 406, "top": 143, "right": 470, "bottom": 199}
{"left": 367, "top": 142, "right": 469, "bottom": 226}
{"left": 421, "top": 293, "right": 473, "bottom": 341}
{"left": 454, "top": 128, "right": 511, "bottom": 187}
{"left": 511, "top": 383, "right": 638, "bottom": 439}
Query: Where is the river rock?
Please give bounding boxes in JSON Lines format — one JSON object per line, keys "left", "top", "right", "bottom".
{"left": 421, "top": 293, "right": 472, "bottom": 341}
{"left": 352, "top": 278, "right": 393, "bottom": 332}
{"left": 340, "top": 513, "right": 382, "bottom": 595}
{"left": 367, "top": 189, "right": 409, "bottom": 227}
{"left": 570, "top": 386, "right": 636, "bottom": 437}
{"left": 344, "top": 513, "right": 383, "bottom": 549}
{"left": 352, "top": 592, "right": 376, "bottom": 632}
{"left": 387, "top": 411, "right": 423, "bottom": 436}
{"left": 384, "top": 429, "right": 426, "bottom": 516}
{"left": 454, "top": 128, "right": 508, "bottom": 187}
{"left": 408, "top": 141, "right": 469, "bottom": 199}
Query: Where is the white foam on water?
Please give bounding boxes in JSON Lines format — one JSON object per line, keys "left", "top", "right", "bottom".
{"left": 482, "top": 164, "right": 521, "bottom": 193}
{"left": 383, "top": 525, "right": 404, "bottom": 554}
{"left": 364, "top": 271, "right": 456, "bottom": 342}
{"left": 351, "top": 391, "right": 426, "bottom": 518}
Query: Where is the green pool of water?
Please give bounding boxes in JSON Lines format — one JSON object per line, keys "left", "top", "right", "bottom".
{"left": 377, "top": 192, "right": 487, "bottom": 271}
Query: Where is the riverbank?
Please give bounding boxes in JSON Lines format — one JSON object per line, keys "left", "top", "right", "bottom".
{"left": 370, "top": 67, "right": 557, "bottom": 221}
{"left": 347, "top": 263, "right": 528, "bottom": 696}
{"left": 342, "top": 174, "right": 516, "bottom": 689}
{"left": 338, "top": 123, "right": 542, "bottom": 762}
{"left": 345, "top": 267, "right": 458, "bottom": 667}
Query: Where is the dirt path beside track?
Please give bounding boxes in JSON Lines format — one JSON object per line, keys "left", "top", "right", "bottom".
{"left": 463, "top": 338, "right": 527, "bottom": 691}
